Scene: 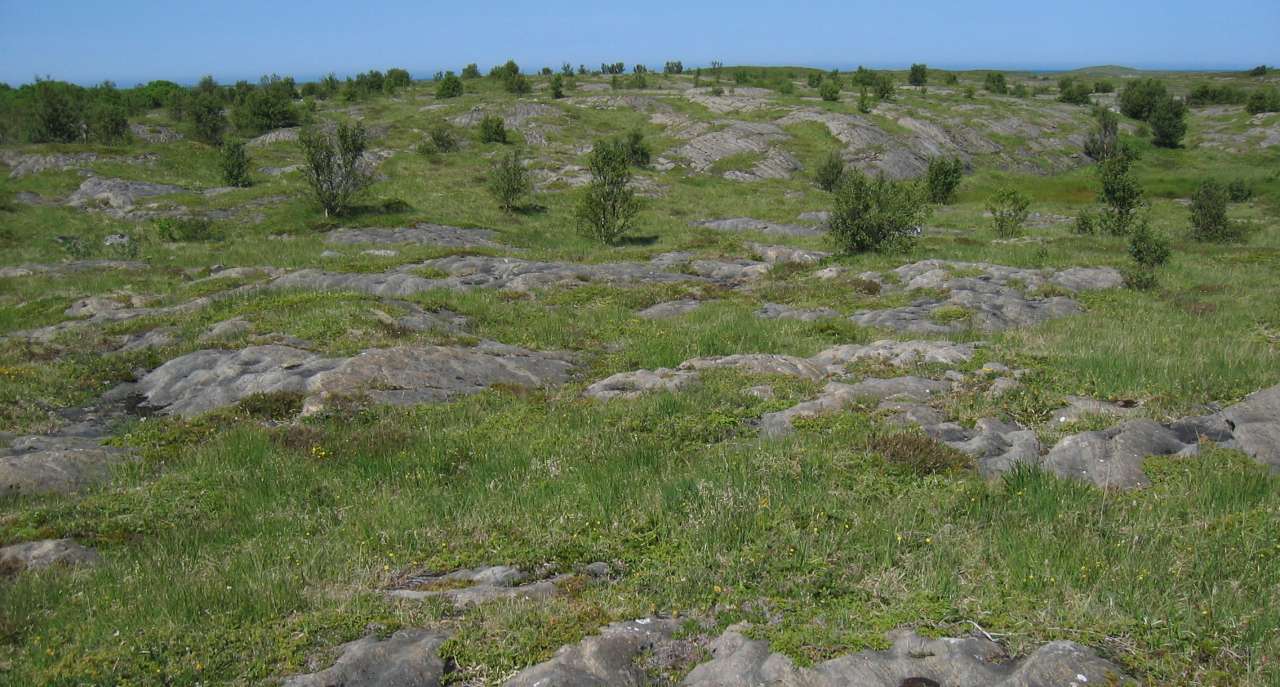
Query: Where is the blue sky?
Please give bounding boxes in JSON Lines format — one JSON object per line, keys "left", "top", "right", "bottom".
{"left": 1, "top": 0, "right": 1276, "bottom": 86}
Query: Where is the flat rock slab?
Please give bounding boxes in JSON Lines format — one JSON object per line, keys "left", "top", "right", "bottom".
{"left": 585, "top": 368, "right": 698, "bottom": 400}
{"left": 325, "top": 224, "right": 504, "bottom": 249}
{"left": 135, "top": 343, "right": 575, "bottom": 418}
{"left": 756, "top": 303, "right": 840, "bottom": 321}
{"left": 0, "top": 260, "right": 148, "bottom": 279}
{"left": 0, "top": 435, "right": 133, "bottom": 497}
{"left": 694, "top": 218, "right": 823, "bottom": 237}
{"left": 683, "top": 627, "right": 1132, "bottom": 687}
{"left": 282, "top": 628, "right": 449, "bottom": 687}
{"left": 749, "top": 243, "right": 831, "bottom": 265}
{"left": 0, "top": 539, "right": 100, "bottom": 575}
{"left": 272, "top": 255, "right": 704, "bottom": 297}
{"left": 637, "top": 300, "right": 706, "bottom": 319}
{"left": 504, "top": 618, "right": 680, "bottom": 686}
{"left": 1222, "top": 383, "right": 1280, "bottom": 470}
{"left": 852, "top": 260, "right": 1122, "bottom": 333}
{"left": 67, "top": 176, "right": 184, "bottom": 212}
{"left": 812, "top": 340, "right": 976, "bottom": 368}
{"left": 389, "top": 565, "right": 570, "bottom": 609}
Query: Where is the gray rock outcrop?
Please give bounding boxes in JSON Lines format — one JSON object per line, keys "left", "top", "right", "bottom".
{"left": 282, "top": 629, "right": 449, "bottom": 687}
{"left": 0, "top": 539, "right": 101, "bottom": 574}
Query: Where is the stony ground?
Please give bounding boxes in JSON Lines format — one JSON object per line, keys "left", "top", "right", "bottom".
{"left": 1, "top": 66, "right": 1279, "bottom": 686}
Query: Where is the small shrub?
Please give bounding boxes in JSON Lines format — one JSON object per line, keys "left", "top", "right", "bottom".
{"left": 924, "top": 157, "right": 964, "bottom": 204}
{"left": 819, "top": 80, "right": 840, "bottom": 102}
{"left": 986, "top": 187, "right": 1031, "bottom": 238}
{"left": 1149, "top": 97, "right": 1187, "bottom": 148}
{"left": 873, "top": 73, "right": 895, "bottom": 100}
{"left": 487, "top": 150, "right": 531, "bottom": 211}
{"left": 478, "top": 114, "right": 507, "bottom": 143}
{"left": 1093, "top": 80, "right": 1115, "bottom": 94}
{"left": 1119, "top": 78, "right": 1168, "bottom": 120}
{"left": 298, "top": 121, "right": 370, "bottom": 217}
{"left": 153, "top": 217, "right": 219, "bottom": 242}
{"left": 1073, "top": 208, "right": 1099, "bottom": 235}
{"left": 232, "top": 86, "right": 299, "bottom": 136}
{"left": 550, "top": 74, "right": 565, "bottom": 99}
{"left": 814, "top": 150, "right": 845, "bottom": 192}
{"left": 576, "top": 138, "right": 639, "bottom": 244}
{"left": 1226, "top": 179, "right": 1253, "bottom": 202}
{"left": 983, "top": 72, "right": 1007, "bottom": 94}
{"left": 435, "top": 72, "right": 463, "bottom": 98}
{"left": 1057, "top": 78, "right": 1093, "bottom": 105}
{"left": 1187, "top": 83, "right": 1245, "bottom": 106}
{"left": 807, "top": 73, "right": 823, "bottom": 88}
{"left": 709, "top": 86, "right": 725, "bottom": 97}
{"left": 870, "top": 433, "right": 972, "bottom": 476}
{"left": 857, "top": 87, "right": 873, "bottom": 113}
{"left": 1245, "top": 88, "right": 1280, "bottom": 115}
{"left": 1188, "top": 180, "right": 1242, "bottom": 242}
{"left": 1083, "top": 106, "right": 1120, "bottom": 160}
{"left": 827, "top": 170, "right": 930, "bottom": 254}
{"left": 426, "top": 122, "right": 458, "bottom": 153}
{"left": 1124, "top": 217, "right": 1170, "bottom": 290}
{"left": 219, "top": 139, "right": 251, "bottom": 187}
{"left": 629, "top": 72, "right": 647, "bottom": 89}
{"left": 1096, "top": 153, "right": 1143, "bottom": 235}
{"left": 461, "top": 64, "right": 481, "bottom": 79}
{"left": 622, "top": 130, "right": 650, "bottom": 167}
{"left": 963, "top": 85, "right": 976, "bottom": 99}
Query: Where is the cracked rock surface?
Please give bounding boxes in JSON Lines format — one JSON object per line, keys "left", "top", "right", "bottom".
{"left": 134, "top": 343, "right": 576, "bottom": 417}
{"left": 0, "top": 435, "right": 133, "bottom": 497}
{"left": 683, "top": 626, "right": 1131, "bottom": 687}
{"left": 389, "top": 565, "right": 571, "bottom": 609}
{"left": 324, "top": 223, "right": 504, "bottom": 249}
{"left": 282, "top": 628, "right": 449, "bottom": 687}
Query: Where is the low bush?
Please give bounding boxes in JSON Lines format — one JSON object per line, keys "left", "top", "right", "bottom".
{"left": 1188, "top": 180, "right": 1243, "bottom": 242}
{"left": 550, "top": 74, "right": 565, "bottom": 99}
{"left": 986, "top": 187, "right": 1031, "bottom": 238}
{"left": 924, "top": 157, "right": 964, "bottom": 204}
{"left": 478, "top": 114, "right": 507, "bottom": 143}
{"left": 1119, "top": 78, "right": 1167, "bottom": 120}
{"left": 908, "top": 64, "right": 928, "bottom": 87}
{"left": 487, "top": 150, "right": 531, "bottom": 211}
{"left": 983, "top": 72, "right": 1007, "bottom": 94}
{"left": 827, "top": 170, "right": 930, "bottom": 254}
{"left": 190, "top": 93, "right": 227, "bottom": 145}
{"left": 219, "top": 139, "right": 251, "bottom": 187}
{"left": 435, "top": 72, "right": 463, "bottom": 98}
{"left": 870, "top": 433, "right": 972, "bottom": 476}
{"left": 153, "top": 217, "right": 219, "bottom": 242}
{"left": 623, "top": 130, "right": 650, "bottom": 167}
{"left": 1096, "top": 153, "right": 1144, "bottom": 234}
{"left": 814, "top": 150, "right": 845, "bottom": 192}
{"left": 1187, "top": 83, "right": 1245, "bottom": 106}
{"left": 1226, "top": 179, "right": 1253, "bottom": 202}
{"left": 1123, "top": 216, "right": 1171, "bottom": 289}
{"left": 1245, "top": 88, "right": 1280, "bottom": 114}
{"left": 819, "top": 80, "right": 840, "bottom": 102}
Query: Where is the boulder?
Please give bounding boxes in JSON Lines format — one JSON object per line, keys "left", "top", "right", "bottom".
{"left": 0, "top": 435, "right": 132, "bottom": 497}
{"left": 0, "top": 539, "right": 100, "bottom": 575}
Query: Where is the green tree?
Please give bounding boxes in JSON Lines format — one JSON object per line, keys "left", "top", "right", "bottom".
{"left": 819, "top": 80, "right": 840, "bottom": 102}
{"left": 1124, "top": 217, "right": 1170, "bottom": 289}
{"left": 908, "top": 63, "right": 928, "bottom": 86}
{"left": 189, "top": 93, "right": 227, "bottom": 145}
{"left": 550, "top": 74, "right": 565, "bottom": 99}
{"left": 298, "top": 121, "right": 369, "bottom": 217}
{"left": 1188, "top": 180, "right": 1241, "bottom": 241}
{"left": 1149, "top": 97, "right": 1187, "bottom": 148}
{"left": 983, "top": 72, "right": 1007, "bottom": 94}
{"left": 1096, "top": 153, "right": 1143, "bottom": 235}
{"left": 478, "top": 114, "right": 507, "bottom": 143}
{"left": 576, "top": 138, "right": 640, "bottom": 244}
{"left": 1083, "top": 106, "right": 1120, "bottom": 160}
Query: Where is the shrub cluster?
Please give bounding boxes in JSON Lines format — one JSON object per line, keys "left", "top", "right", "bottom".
{"left": 1187, "top": 83, "right": 1246, "bottom": 106}
{"left": 1245, "top": 88, "right": 1280, "bottom": 114}
{"left": 908, "top": 64, "right": 928, "bottom": 87}
{"left": 1188, "top": 180, "right": 1245, "bottom": 242}
{"left": 478, "top": 114, "right": 507, "bottom": 143}
{"left": 1123, "top": 217, "right": 1171, "bottom": 290}
{"left": 436, "top": 72, "right": 463, "bottom": 98}
{"left": 1057, "top": 77, "right": 1092, "bottom": 105}
{"left": 983, "top": 72, "right": 1007, "bottom": 95}
{"left": 1083, "top": 106, "right": 1120, "bottom": 161}
{"left": 924, "top": 157, "right": 964, "bottom": 204}
{"left": 827, "top": 170, "right": 930, "bottom": 254}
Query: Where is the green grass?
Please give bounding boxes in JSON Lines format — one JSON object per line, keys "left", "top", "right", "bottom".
{"left": 2, "top": 67, "right": 1279, "bottom": 686}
